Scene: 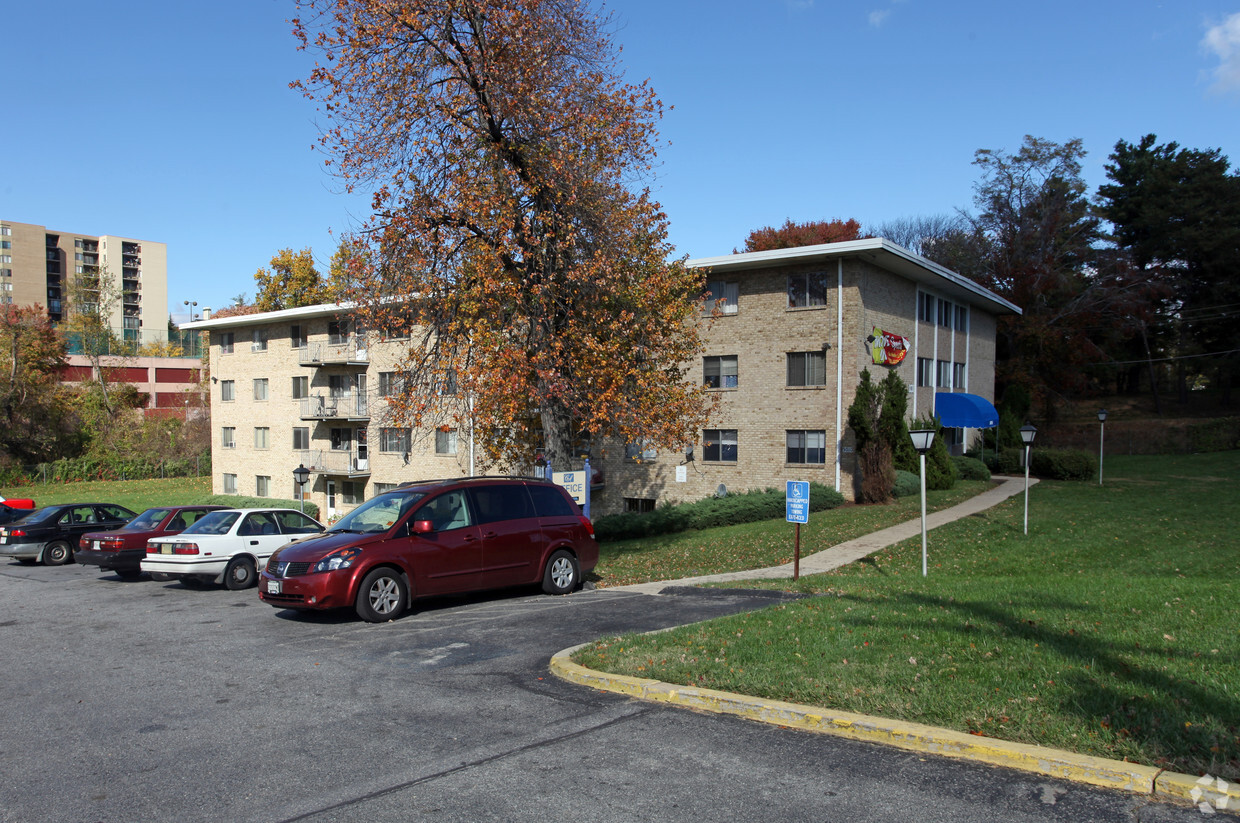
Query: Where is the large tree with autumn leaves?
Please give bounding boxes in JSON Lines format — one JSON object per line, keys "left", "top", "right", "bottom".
{"left": 292, "top": 0, "right": 711, "bottom": 469}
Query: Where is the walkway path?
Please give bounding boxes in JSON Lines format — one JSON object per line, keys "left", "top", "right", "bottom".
{"left": 609, "top": 475, "right": 1036, "bottom": 595}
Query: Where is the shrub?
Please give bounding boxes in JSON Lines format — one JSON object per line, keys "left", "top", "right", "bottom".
{"left": 594, "top": 482, "right": 845, "bottom": 542}
{"left": 983, "top": 448, "right": 1023, "bottom": 475}
{"left": 1186, "top": 417, "right": 1240, "bottom": 453}
{"left": 909, "top": 417, "right": 957, "bottom": 491}
{"left": 204, "top": 495, "right": 321, "bottom": 521}
{"left": 892, "top": 470, "right": 921, "bottom": 498}
{"left": 1029, "top": 449, "right": 1097, "bottom": 481}
{"left": 952, "top": 456, "right": 991, "bottom": 482}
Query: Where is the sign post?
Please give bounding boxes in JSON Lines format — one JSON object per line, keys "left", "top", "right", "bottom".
{"left": 785, "top": 480, "right": 810, "bottom": 580}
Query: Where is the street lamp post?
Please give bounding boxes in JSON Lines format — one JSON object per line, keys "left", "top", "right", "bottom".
{"left": 909, "top": 428, "right": 936, "bottom": 577}
{"left": 183, "top": 300, "right": 198, "bottom": 322}
{"left": 1097, "top": 409, "right": 1107, "bottom": 486}
{"left": 292, "top": 464, "right": 310, "bottom": 514}
{"left": 1020, "top": 424, "right": 1038, "bottom": 535}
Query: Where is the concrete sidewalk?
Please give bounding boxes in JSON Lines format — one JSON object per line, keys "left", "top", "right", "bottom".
{"left": 609, "top": 475, "right": 1037, "bottom": 595}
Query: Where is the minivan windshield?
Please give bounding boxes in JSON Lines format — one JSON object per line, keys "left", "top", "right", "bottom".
{"left": 329, "top": 491, "right": 425, "bottom": 534}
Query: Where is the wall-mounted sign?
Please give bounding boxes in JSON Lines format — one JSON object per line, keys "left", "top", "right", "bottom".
{"left": 868, "top": 326, "right": 909, "bottom": 366}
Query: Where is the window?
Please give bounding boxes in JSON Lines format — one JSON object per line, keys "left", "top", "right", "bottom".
{"left": 330, "top": 428, "right": 352, "bottom": 451}
{"left": 0, "top": 255, "right": 11, "bottom": 264}
{"left": 256, "top": 476, "right": 271, "bottom": 497}
{"left": 704, "top": 355, "right": 738, "bottom": 389}
{"left": 787, "top": 430, "right": 827, "bottom": 464}
{"left": 341, "top": 482, "right": 362, "bottom": 505}
{"left": 623, "top": 497, "right": 657, "bottom": 514}
{"left": 938, "top": 299, "right": 954, "bottom": 328}
{"left": 378, "top": 371, "right": 401, "bottom": 397}
{"left": 937, "top": 360, "right": 952, "bottom": 388}
{"left": 253, "top": 378, "right": 269, "bottom": 401}
{"left": 0, "top": 240, "right": 9, "bottom": 250}
{"left": 919, "top": 293, "right": 935, "bottom": 323}
{"left": 219, "top": 331, "right": 234, "bottom": 354}
{"left": 254, "top": 427, "right": 270, "bottom": 449}
{"left": 292, "top": 427, "right": 310, "bottom": 450}
{"left": 436, "top": 429, "right": 458, "bottom": 455}
{"left": 290, "top": 324, "right": 305, "bottom": 349}
{"left": 220, "top": 380, "right": 235, "bottom": 401}
{"left": 221, "top": 427, "right": 236, "bottom": 449}
{"left": 703, "top": 429, "right": 738, "bottom": 462}
{"left": 251, "top": 328, "right": 268, "bottom": 352}
{"left": 917, "top": 357, "right": 934, "bottom": 388}
{"left": 0, "top": 226, "right": 10, "bottom": 236}
{"left": 625, "top": 440, "right": 657, "bottom": 461}
{"left": 372, "top": 483, "right": 399, "bottom": 496}
{"left": 439, "top": 368, "right": 457, "bottom": 396}
{"left": 955, "top": 304, "right": 968, "bottom": 331}
{"left": 380, "top": 427, "right": 411, "bottom": 453}
{"left": 705, "top": 280, "right": 739, "bottom": 314}
{"left": 953, "top": 362, "right": 967, "bottom": 388}
{"left": 787, "top": 271, "right": 828, "bottom": 308}
{"left": 786, "top": 351, "right": 827, "bottom": 387}
{"left": 291, "top": 376, "right": 308, "bottom": 399}
{"left": 222, "top": 474, "right": 237, "bottom": 495}
{"left": 328, "top": 319, "right": 349, "bottom": 344}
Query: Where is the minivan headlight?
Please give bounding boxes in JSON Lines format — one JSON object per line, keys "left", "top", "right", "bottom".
{"left": 313, "top": 547, "right": 362, "bottom": 573}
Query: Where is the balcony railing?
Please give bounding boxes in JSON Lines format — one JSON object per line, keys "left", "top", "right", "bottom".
{"left": 299, "top": 394, "right": 369, "bottom": 421}
{"left": 298, "top": 340, "right": 369, "bottom": 367}
{"left": 293, "top": 449, "right": 371, "bottom": 477}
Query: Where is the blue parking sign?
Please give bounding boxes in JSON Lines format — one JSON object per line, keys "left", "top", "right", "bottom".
{"left": 786, "top": 480, "right": 810, "bottom": 524}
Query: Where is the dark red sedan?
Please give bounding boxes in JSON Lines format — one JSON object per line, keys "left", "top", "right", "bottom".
{"left": 77, "top": 505, "right": 228, "bottom": 580}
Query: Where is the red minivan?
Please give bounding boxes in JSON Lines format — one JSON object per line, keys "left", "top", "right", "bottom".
{"left": 258, "top": 477, "right": 598, "bottom": 622}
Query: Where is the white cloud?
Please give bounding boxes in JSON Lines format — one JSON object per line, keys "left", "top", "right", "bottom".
{"left": 1202, "top": 12, "right": 1240, "bottom": 94}
{"left": 868, "top": 9, "right": 891, "bottom": 27}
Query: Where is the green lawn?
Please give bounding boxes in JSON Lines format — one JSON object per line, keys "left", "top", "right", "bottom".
{"left": 1, "top": 476, "right": 212, "bottom": 513}
{"left": 574, "top": 451, "right": 1240, "bottom": 779}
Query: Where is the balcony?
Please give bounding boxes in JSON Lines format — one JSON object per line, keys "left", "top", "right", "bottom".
{"left": 299, "top": 340, "right": 368, "bottom": 367}
{"left": 299, "top": 394, "right": 370, "bottom": 421}
{"left": 293, "top": 449, "right": 371, "bottom": 478}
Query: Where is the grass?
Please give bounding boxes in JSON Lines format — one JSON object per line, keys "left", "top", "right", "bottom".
{"left": 1, "top": 476, "right": 212, "bottom": 513}
{"left": 574, "top": 451, "right": 1240, "bottom": 779}
{"left": 592, "top": 481, "right": 992, "bottom": 586}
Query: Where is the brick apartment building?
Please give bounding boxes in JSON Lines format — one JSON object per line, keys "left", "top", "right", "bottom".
{"left": 186, "top": 238, "right": 1019, "bottom": 518}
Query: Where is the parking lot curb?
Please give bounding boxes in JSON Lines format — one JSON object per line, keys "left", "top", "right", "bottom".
{"left": 550, "top": 645, "right": 1229, "bottom": 808}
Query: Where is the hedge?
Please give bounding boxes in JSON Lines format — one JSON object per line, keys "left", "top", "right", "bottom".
{"left": 203, "top": 495, "right": 321, "bottom": 521}
{"left": 593, "top": 482, "right": 845, "bottom": 542}
{"left": 1029, "top": 448, "right": 1097, "bottom": 482}
{"left": 952, "top": 456, "right": 991, "bottom": 482}
{"left": 892, "top": 470, "right": 921, "bottom": 498}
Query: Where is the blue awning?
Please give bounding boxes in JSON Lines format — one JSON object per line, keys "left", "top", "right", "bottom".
{"left": 934, "top": 393, "right": 999, "bottom": 429}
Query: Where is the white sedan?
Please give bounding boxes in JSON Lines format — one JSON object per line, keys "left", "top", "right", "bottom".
{"left": 141, "top": 508, "right": 324, "bottom": 590}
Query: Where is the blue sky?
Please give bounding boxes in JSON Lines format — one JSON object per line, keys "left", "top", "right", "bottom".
{"left": 3, "top": 1, "right": 1238, "bottom": 323}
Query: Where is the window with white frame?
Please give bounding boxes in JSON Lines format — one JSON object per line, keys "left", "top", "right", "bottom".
{"left": 379, "top": 427, "right": 411, "bottom": 453}
{"left": 919, "top": 293, "right": 935, "bottom": 323}
{"left": 253, "top": 378, "right": 269, "bottom": 401}
{"left": 292, "top": 427, "right": 310, "bottom": 450}
{"left": 955, "top": 304, "right": 968, "bottom": 331}
{"left": 435, "top": 429, "right": 458, "bottom": 455}
{"left": 953, "top": 362, "right": 967, "bottom": 388}
{"left": 291, "top": 376, "right": 308, "bottom": 399}
{"left": 219, "top": 331, "right": 234, "bottom": 354}
{"left": 625, "top": 439, "right": 658, "bottom": 461}
{"left": 787, "top": 271, "right": 828, "bottom": 308}
{"left": 256, "top": 476, "right": 271, "bottom": 497}
{"left": 786, "top": 430, "right": 827, "bottom": 464}
{"left": 937, "top": 360, "right": 952, "bottom": 388}
{"left": 916, "top": 357, "right": 934, "bottom": 388}
{"left": 786, "top": 351, "right": 826, "bottom": 387}
{"left": 330, "top": 428, "right": 352, "bottom": 451}
{"left": 328, "top": 319, "right": 349, "bottom": 344}
{"left": 251, "top": 328, "right": 268, "bottom": 352}
{"left": 704, "top": 355, "right": 738, "bottom": 389}
{"left": 220, "top": 380, "right": 235, "bottom": 401}
{"left": 221, "top": 427, "right": 236, "bottom": 449}
{"left": 290, "top": 324, "right": 305, "bottom": 349}
{"left": 704, "top": 280, "right": 739, "bottom": 314}
{"left": 703, "top": 429, "right": 738, "bottom": 462}
{"left": 254, "top": 427, "right": 270, "bottom": 449}
{"left": 222, "top": 474, "right": 237, "bottom": 494}
{"left": 378, "top": 371, "right": 401, "bottom": 397}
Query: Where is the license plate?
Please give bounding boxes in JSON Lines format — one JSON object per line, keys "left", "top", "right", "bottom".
{"left": 93, "top": 541, "right": 101, "bottom": 550}
{"left": 0, "top": 536, "right": 6, "bottom": 544}
{"left": 267, "top": 580, "right": 282, "bottom": 595}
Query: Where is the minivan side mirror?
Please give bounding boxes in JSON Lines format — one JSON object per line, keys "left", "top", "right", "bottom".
{"left": 411, "top": 519, "right": 434, "bottom": 534}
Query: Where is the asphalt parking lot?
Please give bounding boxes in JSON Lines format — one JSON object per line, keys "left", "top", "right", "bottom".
{"left": 1, "top": 561, "right": 1229, "bottom": 823}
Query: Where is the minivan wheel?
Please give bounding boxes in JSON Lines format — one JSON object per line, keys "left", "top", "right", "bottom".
{"left": 43, "top": 541, "right": 72, "bottom": 566}
{"left": 542, "top": 550, "right": 579, "bottom": 595}
{"left": 224, "top": 557, "right": 256, "bottom": 590}
{"left": 356, "top": 568, "right": 408, "bottom": 622}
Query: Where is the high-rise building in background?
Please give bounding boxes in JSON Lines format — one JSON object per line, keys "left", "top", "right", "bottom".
{"left": 0, "top": 218, "right": 169, "bottom": 344}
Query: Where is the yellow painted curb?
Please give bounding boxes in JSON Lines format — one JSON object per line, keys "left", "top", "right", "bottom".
{"left": 1156, "top": 771, "right": 1240, "bottom": 812}
{"left": 551, "top": 647, "right": 1173, "bottom": 797}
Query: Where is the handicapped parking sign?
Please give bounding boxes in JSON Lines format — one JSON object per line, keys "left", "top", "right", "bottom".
{"left": 786, "top": 480, "right": 809, "bottom": 524}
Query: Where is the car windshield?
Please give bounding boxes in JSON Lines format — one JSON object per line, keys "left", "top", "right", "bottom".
{"left": 180, "top": 511, "right": 241, "bottom": 536}
{"left": 127, "top": 508, "right": 171, "bottom": 530}
{"left": 329, "top": 491, "right": 425, "bottom": 534}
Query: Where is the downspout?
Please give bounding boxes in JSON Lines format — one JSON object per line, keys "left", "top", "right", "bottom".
{"left": 835, "top": 259, "right": 844, "bottom": 492}
{"left": 912, "top": 291, "right": 920, "bottom": 420}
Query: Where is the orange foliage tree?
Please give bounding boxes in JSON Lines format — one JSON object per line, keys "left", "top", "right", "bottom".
{"left": 292, "top": 0, "right": 712, "bottom": 468}
{"left": 0, "top": 305, "right": 78, "bottom": 465}
{"left": 740, "top": 218, "right": 869, "bottom": 253}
